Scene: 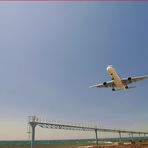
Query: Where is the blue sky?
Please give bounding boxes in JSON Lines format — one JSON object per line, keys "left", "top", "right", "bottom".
{"left": 0, "top": 2, "right": 148, "bottom": 140}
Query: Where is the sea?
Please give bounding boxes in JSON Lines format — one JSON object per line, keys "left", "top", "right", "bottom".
{"left": 0, "top": 137, "right": 145, "bottom": 146}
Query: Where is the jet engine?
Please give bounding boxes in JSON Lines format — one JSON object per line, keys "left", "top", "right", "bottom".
{"left": 128, "top": 77, "right": 132, "bottom": 81}
{"left": 103, "top": 82, "right": 107, "bottom": 87}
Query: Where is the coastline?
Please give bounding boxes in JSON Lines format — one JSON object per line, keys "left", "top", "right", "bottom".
{"left": 1, "top": 139, "right": 148, "bottom": 148}
{"left": 0, "top": 143, "right": 148, "bottom": 148}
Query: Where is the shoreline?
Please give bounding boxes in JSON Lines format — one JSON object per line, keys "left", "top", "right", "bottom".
{"left": 1, "top": 139, "right": 148, "bottom": 148}
{"left": 0, "top": 143, "right": 148, "bottom": 148}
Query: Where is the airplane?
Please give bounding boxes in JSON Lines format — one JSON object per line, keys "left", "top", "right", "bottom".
{"left": 90, "top": 65, "right": 148, "bottom": 91}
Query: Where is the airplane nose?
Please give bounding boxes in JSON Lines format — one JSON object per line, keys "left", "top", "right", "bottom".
{"left": 107, "top": 65, "right": 112, "bottom": 71}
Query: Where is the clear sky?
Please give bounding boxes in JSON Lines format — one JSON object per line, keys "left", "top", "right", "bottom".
{"left": 0, "top": 1, "right": 148, "bottom": 140}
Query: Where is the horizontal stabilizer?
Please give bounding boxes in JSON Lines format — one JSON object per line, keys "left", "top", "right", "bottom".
{"left": 127, "top": 86, "right": 136, "bottom": 89}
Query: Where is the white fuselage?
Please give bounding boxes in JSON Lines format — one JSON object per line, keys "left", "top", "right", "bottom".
{"left": 107, "top": 65, "right": 125, "bottom": 90}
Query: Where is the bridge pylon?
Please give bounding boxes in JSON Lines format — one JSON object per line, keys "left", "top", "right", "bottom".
{"left": 28, "top": 115, "right": 39, "bottom": 148}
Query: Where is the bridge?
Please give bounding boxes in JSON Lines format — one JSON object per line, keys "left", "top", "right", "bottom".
{"left": 28, "top": 115, "right": 148, "bottom": 148}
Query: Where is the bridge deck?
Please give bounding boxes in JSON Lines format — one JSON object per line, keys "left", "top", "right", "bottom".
{"left": 29, "top": 121, "right": 148, "bottom": 135}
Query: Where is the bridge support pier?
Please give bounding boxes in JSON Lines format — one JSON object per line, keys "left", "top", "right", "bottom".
{"left": 30, "top": 122, "right": 37, "bottom": 148}
{"left": 139, "top": 133, "right": 141, "bottom": 140}
{"left": 119, "top": 131, "right": 122, "bottom": 142}
{"left": 95, "top": 129, "right": 98, "bottom": 146}
{"left": 131, "top": 133, "right": 134, "bottom": 141}
{"left": 129, "top": 133, "right": 134, "bottom": 141}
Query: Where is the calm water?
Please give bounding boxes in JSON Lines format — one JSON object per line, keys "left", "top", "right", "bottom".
{"left": 0, "top": 137, "right": 145, "bottom": 146}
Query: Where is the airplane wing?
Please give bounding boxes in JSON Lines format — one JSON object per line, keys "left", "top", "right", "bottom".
{"left": 121, "top": 75, "right": 148, "bottom": 85}
{"left": 89, "top": 80, "right": 115, "bottom": 88}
